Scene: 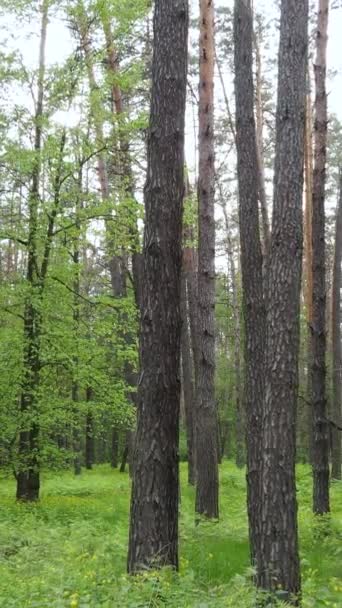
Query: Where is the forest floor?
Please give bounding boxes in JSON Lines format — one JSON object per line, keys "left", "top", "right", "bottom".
{"left": 0, "top": 463, "right": 341, "bottom": 607}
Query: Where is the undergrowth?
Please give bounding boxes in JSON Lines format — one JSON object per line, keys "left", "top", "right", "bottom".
{"left": 0, "top": 463, "right": 341, "bottom": 607}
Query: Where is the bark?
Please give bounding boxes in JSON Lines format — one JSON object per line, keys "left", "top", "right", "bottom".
{"left": 311, "top": 0, "right": 330, "bottom": 515}
{"left": 331, "top": 172, "right": 342, "bottom": 480}
{"left": 185, "top": 241, "right": 199, "bottom": 398}
{"left": 234, "top": 0, "right": 265, "bottom": 565}
{"left": 127, "top": 0, "right": 188, "bottom": 573}
{"left": 259, "top": 0, "right": 308, "bottom": 600}
{"left": 195, "top": 0, "right": 219, "bottom": 520}
{"left": 181, "top": 253, "right": 195, "bottom": 485}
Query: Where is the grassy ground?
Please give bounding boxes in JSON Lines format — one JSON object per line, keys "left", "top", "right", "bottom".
{"left": 0, "top": 463, "right": 341, "bottom": 607}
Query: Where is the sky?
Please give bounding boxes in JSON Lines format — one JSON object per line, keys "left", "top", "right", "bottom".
{"left": 0, "top": 0, "right": 341, "bottom": 269}
{"left": 1, "top": 1, "right": 341, "bottom": 117}
{"left": 1, "top": 1, "right": 341, "bottom": 205}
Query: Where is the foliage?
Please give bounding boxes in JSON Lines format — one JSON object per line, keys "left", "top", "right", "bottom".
{"left": 0, "top": 463, "right": 341, "bottom": 607}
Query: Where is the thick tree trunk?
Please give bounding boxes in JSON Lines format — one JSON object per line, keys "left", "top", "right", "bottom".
{"left": 234, "top": 0, "right": 265, "bottom": 565}
{"left": 127, "top": 0, "right": 188, "bottom": 573}
{"left": 311, "top": 0, "right": 330, "bottom": 515}
{"left": 259, "top": 0, "right": 308, "bottom": 601}
{"left": 16, "top": 1, "right": 49, "bottom": 501}
{"left": 195, "top": 0, "right": 219, "bottom": 521}
{"left": 331, "top": 172, "right": 342, "bottom": 480}
{"left": 181, "top": 255, "right": 196, "bottom": 485}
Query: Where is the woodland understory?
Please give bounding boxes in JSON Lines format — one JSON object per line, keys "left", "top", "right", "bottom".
{"left": 0, "top": 0, "right": 341, "bottom": 607}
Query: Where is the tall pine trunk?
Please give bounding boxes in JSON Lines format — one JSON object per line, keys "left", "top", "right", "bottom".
{"left": 127, "top": 0, "right": 188, "bottom": 573}
{"left": 331, "top": 172, "right": 342, "bottom": 480}
{"left": 234, "top": 0, "right": 264, "bottom": 565}
{"left": 195, "top": 0, "right": 219, "bottom": 521}
{"left": 259, "top": 0, "right": 308, "bottom": 600}
{"left": 311, "top": 0, "right": 330, "bottom": 515}
{"left": 302, "top": 84, "right": 314, "bottom": 464}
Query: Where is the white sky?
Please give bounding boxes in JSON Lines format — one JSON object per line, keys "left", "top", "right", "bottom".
{"left": 1, "top": 0, "right": 341, "bottom": 226}
{"left": 2, "top": 1, "right": 341, "bottom": 115}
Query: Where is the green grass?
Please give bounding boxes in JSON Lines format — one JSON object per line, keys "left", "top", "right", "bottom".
{"left": 0, "top": 463, "right": 341, "bottom": 607}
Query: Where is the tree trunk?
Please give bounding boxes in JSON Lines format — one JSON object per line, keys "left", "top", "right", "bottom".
{"left": 16, "top": 1, "right": 49, "bottom": 501}
{"left": 311, "top": 0, "right": 330, "bottom": 515}
{"left": 85, "top": 388, "right": 95, "bottom": 470}
{"left": 181, "top": 254, "right": 195, "bottom": 485}
{"left": 302, "top": 84, "right": 314, "bottom": 464}
{"left": 111, "top": 429, "right": 119, "bottom": 468}
{"left": 259, "top": 0, "right": 308, "bottom": 600}
{"left": 234, "top": 0, "right": 265, "bottom": 565}
{"left": 331, "top": 172, "right": 342, "bottom": 480}
{"left": 254, "top": 24, "right": 271, "bottom": 257}
{"left": 127, "top": 0, "right": 188, "bottom": 573}
{"left": 101, "top": 11, "right": 143, "bottom": 312}
{"left": 195, "top": 0, "right": 219, "bottom": 521}
{"left": 221, "top": 199, "right": 244, "bottom": 469}
{"left": 73, "top": 381, "right": 82, "bottom": 476}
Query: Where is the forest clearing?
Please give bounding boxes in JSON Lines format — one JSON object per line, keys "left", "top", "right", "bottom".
{"left": 1, "top": 0, "right": 342, "bottom": 606}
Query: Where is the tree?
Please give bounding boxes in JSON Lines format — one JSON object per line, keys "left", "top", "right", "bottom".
{"left": 127, "top": 0, "right": 189, "bottom": 573}
{"left": 259, "top": 0, "right": 308, "bottom": 601}
{"left": 311, "top": 0, "right": 330, "bottom": 515}
{"left": 302, "top": 81, "right": 314, "bottom": 464}
{"left": 195, "top": 0, "right": 219, "bottom": 521}
{"left": 233, "top": 0, "right": 265, "bottom": 565}
{"left": 16, "top": 0, "right": 51, "bottom": 500}
{"left": 331, "top": 170, "right": 342, "bottom": 480}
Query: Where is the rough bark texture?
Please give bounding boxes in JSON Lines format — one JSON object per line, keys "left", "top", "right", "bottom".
{"left": 234, "top": 0, "right": 265, "bottom": 564}
{"left": 311, "top": 0, "right": 330, "bottom": 515}
{"left": 331, "top": 172, "right": 342, "bottom": 480}
{"left": 195, "top": 0, "right": 219, "bottom": 520}
{"left": 259, "top": 0, "right": 308, "bottom": 601}
{"left": 127, "top": 0, "right": 188, "bottom": 573}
